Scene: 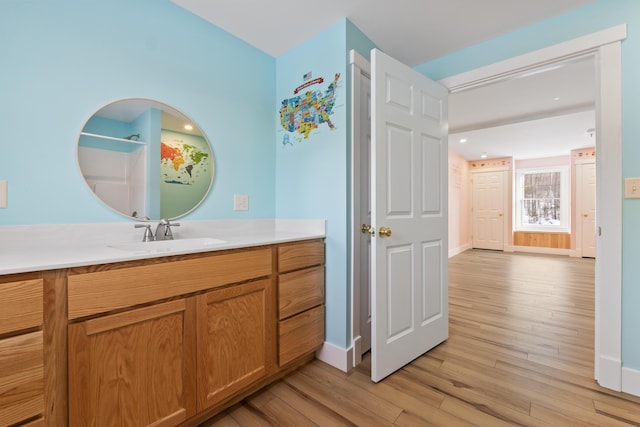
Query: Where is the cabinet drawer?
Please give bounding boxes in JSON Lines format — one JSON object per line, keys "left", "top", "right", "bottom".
{"left": 0, "top": 279, "right": 43, "bottom": 335}
{"left": 0, "top": 331, "right": 44, "bottom": 427}
{"left": 278, "top": 266, "right": 324, "bottom": 320}
{"left": 278, "top": 240, "right": 324, "bottom": 273}
{"left": 68, "top": 247, "right": 273, "bottom": 319}
{"left": 278, "top": 305, "right": 324, "bottom": 366}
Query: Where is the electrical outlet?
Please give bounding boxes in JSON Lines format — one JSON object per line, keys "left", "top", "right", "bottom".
{"left": 625, "top": 178, "right": 640, "bottom": 199}
{"left": 0, "top": 180, "right": 6, "bottom": 208}
{"left": 234, "top": 194, "right": 249, "bottom": 211}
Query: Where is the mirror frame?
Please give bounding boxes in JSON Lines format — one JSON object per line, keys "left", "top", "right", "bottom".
{"left": 76, "top": 98, "right": 214, "bottom": 220}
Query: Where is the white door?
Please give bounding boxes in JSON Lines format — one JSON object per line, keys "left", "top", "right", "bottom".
{"left": 370, "top": 49, "right": 448, "bottom": 382}
{"left": 472, "top": 171, "right": 505, "bottom": 250}
{"left": 577, "top": 162, "right": 596, "bottom": 258}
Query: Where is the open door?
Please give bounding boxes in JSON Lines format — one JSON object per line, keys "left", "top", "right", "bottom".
{"left": 370, "top": 49, "right": 449, "bottom": 382}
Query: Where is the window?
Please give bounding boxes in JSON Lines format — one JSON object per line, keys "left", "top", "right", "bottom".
{"left": 516, "top": 167, "right": 569, "bottom": 231}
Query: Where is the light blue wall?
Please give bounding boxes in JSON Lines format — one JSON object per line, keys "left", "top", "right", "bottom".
{"left": 275, "top": 20, "right": 350, "bottom": 347}
{"left": 415, "top": 0, "right": 640, "bottom": 370}
{"left": 0, "top": 0, "right": 276, "bottom": 224}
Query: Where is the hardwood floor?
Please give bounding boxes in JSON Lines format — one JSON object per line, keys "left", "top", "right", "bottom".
{"left": 203, "top": 250, "right": 640, "bottom": 426}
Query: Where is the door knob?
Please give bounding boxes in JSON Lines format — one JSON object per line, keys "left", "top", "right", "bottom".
{"left": 379, "top": 226, "right": 392, "bottom": 237}
{"left": 361, "top": 224, "right": 375, "bottom": 236}
{"left": 583, "top": 213, "right": 589, "bottom": 217}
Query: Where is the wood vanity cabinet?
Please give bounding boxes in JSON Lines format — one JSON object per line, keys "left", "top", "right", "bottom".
{"left": 0, "top": 275, "right": 44, "bottom": 427}
{"left": 2, "top": 239, "right": 324, "bottom": 426}
{"left": 277, "top": 240, "right": 325, "bottom": 366}
{"left": 65, "top": 246, "right": 283, "bottom": 426}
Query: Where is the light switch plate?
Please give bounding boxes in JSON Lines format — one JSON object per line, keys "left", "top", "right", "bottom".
{"left": 625, "top": 178, "right": 640, "bottom": 199}
{"left": 0, "top": 180, "right": 6, "bottom": 208}
{"left": 234, "top": 194, "right": 249, "bottom": 211}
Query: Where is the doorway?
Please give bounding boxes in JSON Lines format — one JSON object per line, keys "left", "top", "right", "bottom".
{"left": 350, "top": 25, "right": 624, "bottom": 392}
{"left": 439, "top": 26, "right": 624, "bottom": 391}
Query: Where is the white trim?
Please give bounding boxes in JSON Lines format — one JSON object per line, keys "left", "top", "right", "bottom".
{"left": 595, "top": 41, "right": 623, "bottom": 391}
{"left": 574, "top": 158, "right": 596, "bottom": 166}
{"left": 622, "top": 366, "right": 640, "bottom": 397}
{"left": 449, "top": 243, "right": 471, "bottom": 258}
{"left": 349, "top": 49, "right": 370, "bottom": 370}
{"left": 440, "top": 25, "right": 627, "bottom": 92}
{"left": 509, "top": 246, "right": 572, "bottom": 256}
{"left": 316, "top": 341, "right": 353, "bottom": 372}
{"left": 440, "top": 26, "right": 626, "bottom": 394}
{"left": 469, "top": 165, "right": 510, "bottom": 173}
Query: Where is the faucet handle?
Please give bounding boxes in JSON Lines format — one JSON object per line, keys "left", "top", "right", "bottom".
{"left": 164, "top": 221, "right": 180, "bottom": 240}
{"left": 134, "top": 223, "right": 155, "bottom": 242}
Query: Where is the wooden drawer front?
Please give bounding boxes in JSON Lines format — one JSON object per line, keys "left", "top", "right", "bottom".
{"left": 278, "top": 266, "right": 324, "bottom": 320}
{"left": 68, "top": 247, "right": 273, "bottom": 319}
{"left": 278, "top": 305, "right": 324, "bottom": 367}
{"left": 0, "top": 331, "right": 44, "bottom": 427}
{"left": 0, "top": 279, "right": 43, "bottom": 335}
{"left": 278, "top": 240, "right": 324, "bottom": 273}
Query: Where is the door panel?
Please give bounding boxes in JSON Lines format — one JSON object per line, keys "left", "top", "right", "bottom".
{"left": 371, "top": 48, "right": 448, "bottom": 382}
{"left": 472, "top": 171, "right": 505, "bottom": 250}
{"left": 578, "top": 162, "right": 596, "bottom": 258}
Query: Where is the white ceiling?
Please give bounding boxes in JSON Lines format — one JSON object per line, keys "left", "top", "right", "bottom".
{"left": 170, "top": 0, "right": 595, "bottom": 66}
{"left": 449, "top": 56, "right": 596, "bottom": 160}
{"left": 171, "top": 0, "right": 598, "bottom": 161}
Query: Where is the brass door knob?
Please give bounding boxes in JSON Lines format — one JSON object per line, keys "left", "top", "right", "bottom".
{"left": 361, "top": 224, "right": 375, "bottom": 236}
{"left": 379, "top": 226, "right": 392, "bottom": 237}
{"left": 583, "top": 213, "right": 589, "bottom": 217}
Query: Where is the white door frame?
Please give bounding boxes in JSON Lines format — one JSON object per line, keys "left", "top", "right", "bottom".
{"left": 350, "top": 26, "right": 626, "bottom": 391}
{"left": 439, "top": 24, "right": 626, "bottom": 392}
{"left": 350, "top": 49, "right": 371, "bottom": 368}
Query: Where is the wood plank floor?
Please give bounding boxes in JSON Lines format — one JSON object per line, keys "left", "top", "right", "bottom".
{"left": 203, "top": 249, "right": 640, "bottom": 426}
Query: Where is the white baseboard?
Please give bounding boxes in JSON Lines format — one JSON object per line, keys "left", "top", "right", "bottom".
{"left": 316, "top": 341, "right": 353, "bottom": 372}
{"left": 598, "top": 355, "right": 622, "bottom": 391}
{"left": 509, "top": 245, "right": 572, "bottom": 256}
{"left": 622, "top": 366, "right": 640, "bottom": 397}
{"left": 449, "top": 243, "right": 471, "bottom": 258}
{"left": 352, "top": 336, "right": 363, "bottom": 367}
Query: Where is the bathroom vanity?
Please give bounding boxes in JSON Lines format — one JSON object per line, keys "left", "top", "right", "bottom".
{"left": 0, "top": 220, "right": 325, "bottom": 427}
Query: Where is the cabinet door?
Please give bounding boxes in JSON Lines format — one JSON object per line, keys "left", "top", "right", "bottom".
{"left": 196, "top": 279, "right": 276, "bottom": 411}
{"left": 68, "top": 299, "right": 196, "bottom": 427}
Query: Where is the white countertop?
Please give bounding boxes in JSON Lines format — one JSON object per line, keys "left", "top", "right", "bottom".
{"left": 0, "top": 219, "right": 325, "bottom": 275}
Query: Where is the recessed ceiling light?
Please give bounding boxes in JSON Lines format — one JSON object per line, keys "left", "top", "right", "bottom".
{"left": 480, "top": 153, "right": 488, "bottom": 159}
{"left": 553, "top": 97, "right": 560, "bottom": 101}
{"left": 459, "top": 138, "right": 467, "bottom": 143}
{"left": 184, "top": 124, "right": 193, "bottom": 131}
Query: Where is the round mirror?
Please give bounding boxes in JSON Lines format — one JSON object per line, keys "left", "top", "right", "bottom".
{"left": 77, "top": 99, "right": 214, "bottom": 220}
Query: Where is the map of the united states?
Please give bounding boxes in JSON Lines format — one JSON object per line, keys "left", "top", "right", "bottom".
{"left": 280, "top": 73, "right": 340, "bottom": 142}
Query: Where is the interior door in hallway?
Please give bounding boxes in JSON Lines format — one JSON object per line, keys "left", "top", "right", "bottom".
{"left": 370, "top": 48, "right": 448, "bottom": 382}
{"left": 577, "top": 162, "right": 596, "bottom": 258}
{"left": 472, "top": 170, "right": 505, "bottom": 250}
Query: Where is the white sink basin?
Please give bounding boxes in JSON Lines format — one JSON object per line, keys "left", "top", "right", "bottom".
{"left": 109, "top": 237, "right": 227, "bottom": 254}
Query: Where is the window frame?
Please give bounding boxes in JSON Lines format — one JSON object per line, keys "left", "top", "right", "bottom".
{"left": 515, "top": 166, "right": 570, "bottom": 232}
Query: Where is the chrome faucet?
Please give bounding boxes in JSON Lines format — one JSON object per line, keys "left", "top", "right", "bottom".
{"left": 155, "top": 218, "right": 180, "bottom": 241}
{"left": 134, "top": 223, "right": 155, "bottom": 242}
